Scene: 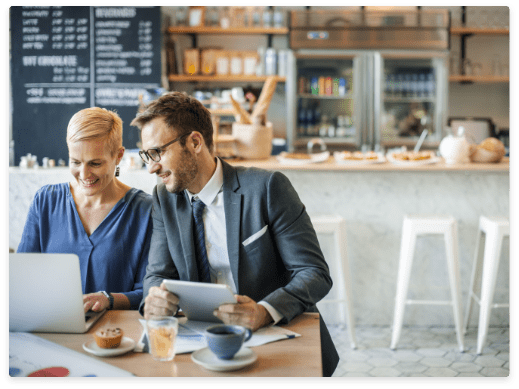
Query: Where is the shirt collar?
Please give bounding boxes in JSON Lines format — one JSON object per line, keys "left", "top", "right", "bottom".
{"left": 186, "top": 157, "right": 223, "bottom": 206}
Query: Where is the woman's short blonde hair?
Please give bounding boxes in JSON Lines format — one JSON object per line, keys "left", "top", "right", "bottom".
{"left": 66, "top": 107, "right": 123, "bottom": 156}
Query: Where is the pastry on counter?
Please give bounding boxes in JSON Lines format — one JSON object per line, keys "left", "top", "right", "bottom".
{"left": 470, "top": 137, "right": 506, "bottom": 163}
{"left": 279, "top": 152, "right": 312, "bottom": 160}
{"left": 392, "top": 150, "right": 434, "bottom": 161}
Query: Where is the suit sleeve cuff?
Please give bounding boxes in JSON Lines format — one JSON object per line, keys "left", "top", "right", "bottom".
{"left": 258, "top": 301, "right": 284, "bottom": 325}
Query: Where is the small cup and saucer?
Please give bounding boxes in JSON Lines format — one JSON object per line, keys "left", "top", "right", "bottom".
{"left": 191, "top": 325, "right": 257, "bottom": 372}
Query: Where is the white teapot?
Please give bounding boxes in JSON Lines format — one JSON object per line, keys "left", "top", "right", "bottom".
{"left": 439, "top": 127, "right": 470, "bottom": 164}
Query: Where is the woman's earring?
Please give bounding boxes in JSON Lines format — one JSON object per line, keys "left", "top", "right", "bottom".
{"left": 115, "top": 166, "right": 120, "bottom": 177}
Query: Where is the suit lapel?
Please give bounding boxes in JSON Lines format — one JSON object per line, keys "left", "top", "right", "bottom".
{"left": 222, "top": 160, "right": 242, "bottom": 293}
{"left": 175, "top": 191, "right": 199, "bottom": 281}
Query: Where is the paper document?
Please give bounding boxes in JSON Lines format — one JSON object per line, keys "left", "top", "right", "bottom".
{"left": 9, "top": 332, "right": 133, "bottom": 377}
{"left": 136, "top": 317, "right": 300, "bottom": 355}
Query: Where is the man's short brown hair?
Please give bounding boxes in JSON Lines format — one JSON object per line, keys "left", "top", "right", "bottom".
{"left": 131, "top": 91, "right": 214, "bottom": 153}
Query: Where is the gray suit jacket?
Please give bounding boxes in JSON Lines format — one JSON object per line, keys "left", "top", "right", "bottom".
{"left": 139, "top": 159, "right": 339, "bottom": 375}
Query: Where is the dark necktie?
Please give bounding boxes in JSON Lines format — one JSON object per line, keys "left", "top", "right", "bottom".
{"left": 192, "top": 197, "right": 211, "bottom": 283}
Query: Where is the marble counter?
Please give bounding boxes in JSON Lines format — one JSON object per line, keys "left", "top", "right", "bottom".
{"left": 229, "top": 158, "right": 510, "bottom": 327}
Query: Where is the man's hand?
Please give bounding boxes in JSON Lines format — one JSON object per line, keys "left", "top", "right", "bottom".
{"left": 83, "top": 292, "right": 109, "bottom": 313}
{"left": 144, "top": 283, "right": 179, "bottom": 320}
{"left": 214, "top": 295, "right": 273, "bottom": 332}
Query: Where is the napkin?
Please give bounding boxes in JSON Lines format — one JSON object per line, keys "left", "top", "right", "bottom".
{"left": 135, "top": 317, "right": 300, "bottom": 355}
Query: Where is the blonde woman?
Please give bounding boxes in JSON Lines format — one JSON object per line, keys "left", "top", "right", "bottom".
{"left": 18, "top": 107, "right": 152, "bottom": 312}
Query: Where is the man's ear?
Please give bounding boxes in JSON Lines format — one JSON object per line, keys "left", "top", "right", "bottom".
{"left": 191, "top": 131, "right": 204, "bottom": 151}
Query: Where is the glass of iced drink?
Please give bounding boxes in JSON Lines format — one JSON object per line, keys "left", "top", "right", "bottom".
{"left": 146, "top": 316, "right": 178, "bottom": 361}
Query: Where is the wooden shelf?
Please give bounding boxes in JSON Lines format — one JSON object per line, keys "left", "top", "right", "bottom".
{"left": 167, "top": 26, "right": 289, "bottom": 35}
{"left": 450, "top": 27, "right": 509, "bottom": 35}
{"left": 208, "top": 108, "right": 234, "bottom": 116}
{"left": 449, "top": 75, "right": 509, "bottom": 83}
{"left": 298, "top": 93, "right": 353, "bottom": 100}
{"left": 168, "top": 75, "right": 286, "bottom": 83}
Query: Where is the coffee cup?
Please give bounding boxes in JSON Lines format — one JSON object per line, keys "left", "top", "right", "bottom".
{"left": 205, "top": 324, "right": 252, "bottom": 360}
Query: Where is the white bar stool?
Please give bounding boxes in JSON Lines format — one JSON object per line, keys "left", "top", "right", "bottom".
{"left": 311, "top": 215, "right": 357, "bottom": 349}
{"left": 464, "top": 216, "right": 509, "bottom": 355}
{"left": 390, "top": 215, "right": 465, "bottom": 352}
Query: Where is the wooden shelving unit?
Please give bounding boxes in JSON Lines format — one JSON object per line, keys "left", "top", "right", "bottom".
{"left": 168, "top": 75, "right": 286, "bottom": 83}
{"left": 449, "top": 75, "right": 509, "bottom": 83}
{"left": 450, "top": 27, "right": 509, "bottom": 35}
{"left": 167, "top": 26, "right": 289, "bottom": 35}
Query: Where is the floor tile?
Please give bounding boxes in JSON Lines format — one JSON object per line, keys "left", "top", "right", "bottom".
{"left": 479, "top": 367, "right": 509, "bottom": 377}
{"left": 342, "top": 372, "right": 371, "bottom": 377}
{"left": 474, "top": 355, "right": 505, "bottom": 368}
{"left": 495, "top": 352, "right": 509, "bottom": 361}
{"left": 328, "top": 325, "right": 509, "bottom": 378}
{"left": 340, "top": 362, "right": 372, "bottom": 373}
{"left": 369, "top": 367, "right": 401, "bottom": 377}
{"left": 423, "top": 367, "right": 457, "bottom": 377}
{"left": 416, "top": 348, "right": 447, "bottom": 357}
{"left": 393, "top": 361, "right": 428, "bottom": 373}
{"left": 443, "top": 351, "right": 477, "bottom": 362}
{"left": 420, "top": 357, "right": 452, "bottom": 367}
{"left": 456, "top": 372, "right": 484, "bottom": 377}
{"left": 391, "top": 350, "right": 422, "bottom": 362}
{"left": 450, "top": 362, "right": 482, "bottom": 373}
{"left": 366, "top": 357, "right": 398, "bottom": 367}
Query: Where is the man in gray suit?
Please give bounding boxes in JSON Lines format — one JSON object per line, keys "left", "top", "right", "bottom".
{"left": 132, "top": 92, "right": 339, "bottom": 376}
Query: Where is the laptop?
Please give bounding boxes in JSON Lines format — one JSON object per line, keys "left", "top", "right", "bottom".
{"left": 9, "top": 253, "right": 105, "bottom": 333}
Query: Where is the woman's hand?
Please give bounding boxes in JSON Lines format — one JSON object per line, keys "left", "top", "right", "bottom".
{"left": 83, "top": 292, "right": 109, "bottom": 313}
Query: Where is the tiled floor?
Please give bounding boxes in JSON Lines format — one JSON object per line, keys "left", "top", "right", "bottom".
{"left": 329, "top": 325, "right": 509, "bottom": 377}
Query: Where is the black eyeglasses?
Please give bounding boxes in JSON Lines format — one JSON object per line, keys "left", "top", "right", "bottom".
{"left": 139, "top": 132, "right": 192, "bottom": 164}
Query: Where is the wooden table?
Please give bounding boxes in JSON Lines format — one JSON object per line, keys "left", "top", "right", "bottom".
{"left": 36, "top": 311, "right": 323, "bottom": 377}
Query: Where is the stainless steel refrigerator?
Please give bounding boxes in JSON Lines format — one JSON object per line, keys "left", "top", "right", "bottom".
{"left": 286, "top": 8, "right": 450, "bottom": 152}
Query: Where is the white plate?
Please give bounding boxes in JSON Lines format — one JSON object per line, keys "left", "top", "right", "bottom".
{"left": 333, "top": 152, "right": 386, "bottom": 165}
{"left": 386, "top": 153, "right": 441, "bottom": 166}
{"left": 83, "top": 337, "right": 136, "bottom": 357}
{"left": 276, "top": 151, "right": 330, "bottom": 165}
{"left": 191, "top": 347, "right": 257, "bottom": 372}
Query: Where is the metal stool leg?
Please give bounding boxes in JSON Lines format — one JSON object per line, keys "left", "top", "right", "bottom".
{"left": 464, "top": 228, "right": 484, "bottom": 334}
{"left": 444, "top": 222, "right": 465, "bottom": 352}
{"left": 477, "top": 228, "right": 504, "bottom": 354}
{"left": 337, "top": 220, "right": 357, "bottom": 349}
{"left": 390, "top": 221, "right": 416, "bottom": 350}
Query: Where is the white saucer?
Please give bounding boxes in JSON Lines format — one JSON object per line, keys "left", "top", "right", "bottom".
{"left": 83, "top": 337, "right": 136, "bottom": 357}
{"left": 191, "top": 347, "right": 257, "bottom": 372}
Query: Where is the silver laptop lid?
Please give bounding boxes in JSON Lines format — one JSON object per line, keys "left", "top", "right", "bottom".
{"left": 10, "top": 253, "right": 93, "bottom": 333}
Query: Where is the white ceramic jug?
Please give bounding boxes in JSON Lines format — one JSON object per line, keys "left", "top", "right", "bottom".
{"left": 439, "top": 127, "right": 470, "bottom": 164}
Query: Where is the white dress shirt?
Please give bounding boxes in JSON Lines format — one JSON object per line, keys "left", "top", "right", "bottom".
{"left": 186, "top": 158, "right": 283, "bottom": 324}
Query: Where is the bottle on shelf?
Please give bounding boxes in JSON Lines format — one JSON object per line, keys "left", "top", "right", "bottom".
{"left": 327, "top": 117, "right": 336, "bottom": 137}
{"left": 338, "top": 77, "right": 347, "bottom": 96}
{"left": 306, "top": 104, "right": 315, "bottom": 135}
{"left": 298, "top": 99, "right": 307, "bottom": 136}
{"left": 252, "top": 7, "right": 262, "bottom": 27}
{"left": 319, "top": 115, "right": 329, "bottom": 137}
{"left": 273, "top": 7, "right": 284, "bottom": 28}
{"left": 220, "top": 7, "right": 230, "bottom": 29}
{"left": 262, "top": 7, "right": 273, "bottom": 27}
{"left": 336, "top": 116, "right": 346, "bottom": 137}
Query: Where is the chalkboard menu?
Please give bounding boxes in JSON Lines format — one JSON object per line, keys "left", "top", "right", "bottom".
{"left": 10, "top": 6, "right": 162, "bottom": 165}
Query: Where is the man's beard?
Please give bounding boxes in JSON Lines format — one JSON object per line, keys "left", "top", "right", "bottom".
{"left": 166, "top": 147, "right": 198, "bottom": 194}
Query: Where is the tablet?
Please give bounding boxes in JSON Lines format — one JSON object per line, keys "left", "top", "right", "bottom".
{"left": 162, "top": 280, "right": 237, "bottom": 322}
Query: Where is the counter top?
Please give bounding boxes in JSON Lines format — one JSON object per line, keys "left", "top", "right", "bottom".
{"left": 226, "top": 157, "right": 509, "bottom": 172}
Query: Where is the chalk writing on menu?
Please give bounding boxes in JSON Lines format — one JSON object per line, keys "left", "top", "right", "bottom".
{"left": 11, "top": 6, "right": 161, "bottom": 165}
